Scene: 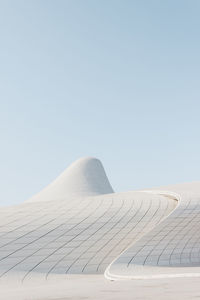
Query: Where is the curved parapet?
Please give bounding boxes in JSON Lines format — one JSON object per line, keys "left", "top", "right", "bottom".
{"left": 105, "top": 185, "right": 200, "bottom": 279}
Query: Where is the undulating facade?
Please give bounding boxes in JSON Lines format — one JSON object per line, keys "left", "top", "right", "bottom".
{"left": 0, "top": 157, "right": 200, "bottom": 284}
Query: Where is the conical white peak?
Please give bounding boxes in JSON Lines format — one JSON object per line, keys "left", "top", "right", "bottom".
{"left": 27, "top": 157, "right": 114, "bottom": 202}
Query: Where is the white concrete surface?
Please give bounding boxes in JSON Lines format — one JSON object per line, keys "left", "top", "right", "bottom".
{"left": 27, "top": 157, "right": 114, "bottom": 202}
{"left": 1, "top": 157, "right": 200, "bottom": 299}
{"left": 106, "top": 183, "right": 200, "bottom": 279}
{"left": 2, "top": 275, "right": 200, "bottom": 300}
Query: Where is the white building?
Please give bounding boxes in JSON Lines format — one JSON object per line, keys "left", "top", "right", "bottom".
{"left": 0, "top": 157, "right": 200, "bottom": 285}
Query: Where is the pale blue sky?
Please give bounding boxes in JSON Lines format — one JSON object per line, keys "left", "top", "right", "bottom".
{"left": 0, "top": 0, "right": 200, "bottom": 206}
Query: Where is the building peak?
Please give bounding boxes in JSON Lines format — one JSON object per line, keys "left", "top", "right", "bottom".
{"left": 27, "top": 157, "right": 114, "bottom": 202}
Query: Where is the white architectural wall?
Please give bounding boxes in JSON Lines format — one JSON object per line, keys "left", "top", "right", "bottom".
{"left": 1, "top": 158, "right": 200, "bottom": 284}
{"left": 106, "top": 183, "right": 200, "bottom": 279}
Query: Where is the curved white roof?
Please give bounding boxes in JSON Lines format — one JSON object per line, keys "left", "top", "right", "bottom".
{"left": 27, "top": 157, "right": 114, "bottom": 203}
{"left": 0, "top": 157, "right": 200, "bottom": 285}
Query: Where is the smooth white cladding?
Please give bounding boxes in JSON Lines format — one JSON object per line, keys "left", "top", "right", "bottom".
{"left": 0, "top": 192, "right": 175, "bottom": 283}
{"left": 106, "top": 183, "right": 200, "bottom": 280}
{"left": 27, "top": 157, "right": 114, "bottom": 203}
{"left": 1, "top": 157, "right": 200, "bottom": 284}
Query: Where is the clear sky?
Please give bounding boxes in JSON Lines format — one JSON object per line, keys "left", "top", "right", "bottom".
{"left": 0, "top": 0, "right": 200, "bottom": 206}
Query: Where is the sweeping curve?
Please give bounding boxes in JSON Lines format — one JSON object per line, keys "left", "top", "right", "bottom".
{"left": 1, "top": 157, "right": 200, "bottom": 285}
{"left": 27, "top": 157, "right": 114, "bottom": 203}
{"left": 105, "top": 184, "right": 200, "bottom": 279}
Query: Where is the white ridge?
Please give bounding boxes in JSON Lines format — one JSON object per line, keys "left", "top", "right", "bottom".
{"left": 27, "top": 157, "right": 114, "bottom": 203}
